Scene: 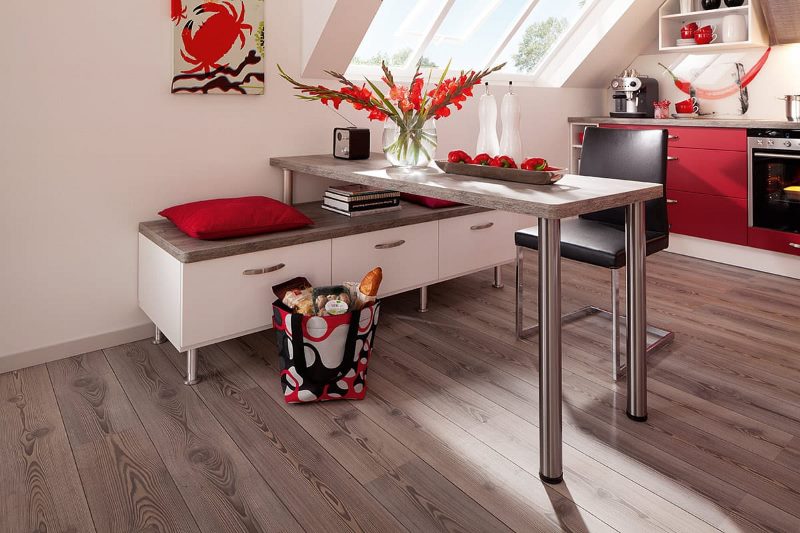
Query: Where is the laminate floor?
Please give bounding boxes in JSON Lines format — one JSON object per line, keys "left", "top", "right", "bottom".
{"left": 2, "top": 251, "right": 799, "bottom": 532}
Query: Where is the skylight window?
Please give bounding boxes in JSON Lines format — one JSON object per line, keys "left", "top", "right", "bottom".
{"left": 347, "top": 0, "right": 595, "bottom": 82}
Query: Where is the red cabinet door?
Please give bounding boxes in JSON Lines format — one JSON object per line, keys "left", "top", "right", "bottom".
{"left": 748, "top": 227, "right": 800, "bottom": 257}
{"left": 666, "top": 190, "right": 748, "bottom": 245}
{"left": 599, "top": 124, "right": 746, "bottom": 151}
{"left": 667, "top": 147, "right": 748, "bottom": 199}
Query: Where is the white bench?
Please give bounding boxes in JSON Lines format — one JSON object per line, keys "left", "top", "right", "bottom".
{"left": 138, "top": 201, "right": 534, "bottom": 384}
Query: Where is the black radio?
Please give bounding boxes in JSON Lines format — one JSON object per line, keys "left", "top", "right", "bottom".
{"left": 333, "top": 127, "right": 370, "bottom": 160}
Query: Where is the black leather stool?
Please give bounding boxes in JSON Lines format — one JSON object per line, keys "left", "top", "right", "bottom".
{"left": 515, "top": 127, "right": 674, "bottom": 380}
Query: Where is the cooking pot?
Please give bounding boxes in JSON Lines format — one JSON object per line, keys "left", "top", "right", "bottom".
{"left": 782, "top": 95, "right": 800, "bottom": 122}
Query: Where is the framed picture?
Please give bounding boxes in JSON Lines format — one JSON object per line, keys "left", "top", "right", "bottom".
{"left": 171, "top": 0, "right": 265, "bottom": 94}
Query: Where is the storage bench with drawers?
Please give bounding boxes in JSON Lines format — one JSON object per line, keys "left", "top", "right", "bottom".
{"left": 138, "top": 201, "right": 534, "bottom": 384}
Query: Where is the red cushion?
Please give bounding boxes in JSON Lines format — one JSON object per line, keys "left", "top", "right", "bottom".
{"left": 159, "top": 196, "right": 313, "bottom": 239}
{"left": 401, "top": 193, "right": 462, "bottom": 209}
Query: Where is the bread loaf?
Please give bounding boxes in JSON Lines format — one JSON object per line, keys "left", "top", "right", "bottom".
{"left": 358, "top": 267, "right": 383, "bottom": 297}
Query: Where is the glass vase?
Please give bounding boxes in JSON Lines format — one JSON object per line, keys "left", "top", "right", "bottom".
{"left": 382, "top": 118, "right": 437, "bottom": 168}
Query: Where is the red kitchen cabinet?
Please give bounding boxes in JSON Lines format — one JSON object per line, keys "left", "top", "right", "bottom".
{"left": 748, "top": 227, "right": 800, "bottom": 257}
{"left": 667, "top": 147, "right": 748, "bottom": 199}
{"left": 600, "top": 124, "right": 746, "bottom": 151}
{"left": 666, "top": 190, "right": 748, "bottom": 245}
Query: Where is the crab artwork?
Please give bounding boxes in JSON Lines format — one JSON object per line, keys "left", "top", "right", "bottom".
{"left": 172, "top": 0, "right": 264, "bottom": 95}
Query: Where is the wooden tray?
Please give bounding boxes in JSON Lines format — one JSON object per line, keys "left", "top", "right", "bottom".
{"left": 435, "top": 160, "right": 566, "bottom": 185}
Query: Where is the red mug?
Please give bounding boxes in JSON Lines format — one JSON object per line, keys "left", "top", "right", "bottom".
{"left": 680, "top": 22, "right": 698, "bottom": 38}
{"left": 694, "top": 25, "right": 717, "bottom": 44}
{"left": 675, "top": 97, "right": 699, "bottom": 114}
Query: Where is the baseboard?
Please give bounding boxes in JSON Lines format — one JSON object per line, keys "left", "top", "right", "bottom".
{"left": 667, "top": 234, "right": 800, "bottom": 280}
{"left": 0, "top": 323, "right": 154, "bottom": 375}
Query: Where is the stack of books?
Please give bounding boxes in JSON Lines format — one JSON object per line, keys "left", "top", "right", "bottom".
{"left": 322, "top": 184, "right": 401, "bottom": 217}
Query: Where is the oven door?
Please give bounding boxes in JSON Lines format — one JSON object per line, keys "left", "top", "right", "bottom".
{"left": 749, "top": 148, "right": 800, "bottom": 234}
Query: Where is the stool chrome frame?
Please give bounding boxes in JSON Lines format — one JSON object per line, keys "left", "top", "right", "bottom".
{"left": 515, "top": 247, "right": 674, "bottom": 381}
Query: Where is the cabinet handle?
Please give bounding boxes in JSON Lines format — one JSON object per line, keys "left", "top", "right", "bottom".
{"left": 666, "top": 199, "right": 678, "bottom": 204}
{"left": 790, "top": 243, "right": 800, "bottom": 249}
{"left": 375, "top": 239, "right": 405, "bottom": 250}
{"left": 667, "top": 156, "right": 679, "bottom": 161}
{"left": 243, "top": 263, "right": 285, "bottom": 276}
{"left": 668, "top": 135, "right": 679, "bottom": 141}
{"left": 470, "top": 222, "right": 494, "bottom": 231}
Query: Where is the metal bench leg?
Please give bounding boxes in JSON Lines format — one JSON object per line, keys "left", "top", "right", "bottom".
{"left": 184, "top": 349, "right": 200, "bottom": 385}
{"left": 417, "top": 286, "right": 429, "bottom": 313}
{"left": 152, "top": 325, "right": 166, "bottom": 345}
{"left": 493, "top": 265, "right": 504, "bottom": 289}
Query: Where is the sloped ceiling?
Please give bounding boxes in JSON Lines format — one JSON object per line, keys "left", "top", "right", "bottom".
{"left": 564, "top": 0, "right": 662, "bottom": 88}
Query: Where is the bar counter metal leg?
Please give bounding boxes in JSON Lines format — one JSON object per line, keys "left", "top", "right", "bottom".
{"left": 184, "top": 349, "right": 200, "bottom": 386}
{"left": 152, "top": 325, "right": 165, "bottom": 345}
{"left": 492, "top": 265, "right": 504, "bottom": 288}
{"left": 283, "top": 169, "right": 294, "bottom": 205}
{"left": 538, "top": 217, "right": 563, "bottom": 484}
{"left": 626, "top": 202, "right": 648, "bottom": 421}
{"left": 417, "top": 286, "right": 429, "bottom": 313}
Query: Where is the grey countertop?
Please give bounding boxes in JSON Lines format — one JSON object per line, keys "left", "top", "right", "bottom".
{"left": 569, "top": 116, "right": 798, "bottom": 129}
{"left": 271, "top": 154, "right": 662, "bottom": 219}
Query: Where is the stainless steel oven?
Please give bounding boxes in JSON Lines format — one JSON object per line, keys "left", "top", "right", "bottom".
{"left": 747, "top": 129, "right": 800, "bottom": 235}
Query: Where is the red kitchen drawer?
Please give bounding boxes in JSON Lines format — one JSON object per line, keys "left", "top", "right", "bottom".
{"left": 748, "top": 227, "right": 800, "bottom": 257}
{"left": 667, "top": 147, "right": 748, "bottom": 198}
{"left": 600, "top": 124, "right": 746, "bottom": 151}
{"left": 666, "top": 190, "right": 748, "bottom": 245}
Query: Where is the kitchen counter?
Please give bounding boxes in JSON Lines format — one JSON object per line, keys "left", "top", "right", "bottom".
{"left": 569, "top": 116, "right": 797, "bottom": 129}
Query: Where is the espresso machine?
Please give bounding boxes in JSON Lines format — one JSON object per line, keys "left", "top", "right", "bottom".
{"left": 610, "top": 70, "right": 659, "bottom": 118}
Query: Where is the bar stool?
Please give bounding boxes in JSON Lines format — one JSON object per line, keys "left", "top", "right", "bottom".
{"left": 515, "top": 127, "right": 674, "bottom": 380}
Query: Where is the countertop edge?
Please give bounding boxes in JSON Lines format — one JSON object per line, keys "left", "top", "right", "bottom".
{"left": 568, "top": 116, "right": 797, "bottom": 129}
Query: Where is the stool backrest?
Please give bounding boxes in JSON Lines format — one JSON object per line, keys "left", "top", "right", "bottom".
{"left": 578, "top": 127, "right": 668, "bottom": 234}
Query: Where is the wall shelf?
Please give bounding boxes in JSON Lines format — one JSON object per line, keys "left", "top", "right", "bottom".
{"left": 658, "top": 0, "right": 768, "bottom": 52}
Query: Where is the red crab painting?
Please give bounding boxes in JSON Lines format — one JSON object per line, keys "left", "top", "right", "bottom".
{"left": 171, "top": 0, "right": 264, "bottom": 95}
{"left": 180, "top": 1, "right": 253, "bottom": 74}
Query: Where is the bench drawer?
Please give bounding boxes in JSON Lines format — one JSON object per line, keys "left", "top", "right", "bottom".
{"left": 181, "top": 240, "right": 332, "bottom": 349}
{"left": 439, "top": 211, "right": 516, "bottom": 279}
{"left": 331, "top": 221, "right": 438, "bottom": 296}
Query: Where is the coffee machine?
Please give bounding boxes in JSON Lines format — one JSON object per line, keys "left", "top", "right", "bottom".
{"left": 610, "top": 70, "right": 659, "bottom": 118}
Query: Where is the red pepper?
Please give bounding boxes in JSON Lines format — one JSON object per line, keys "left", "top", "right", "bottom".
{"left": 490, "top": 156, "right": 517, "bottom": 169}
{"left": 447, "top": 150, "right": 473, "bottom": 164}
{"left": 473, "top": 153, "right": 493, "bottom": 166}
{"left": 521, "top": 157, "right": 548, "bottom": 171}
{"left": 658, "top": 47, "right": 771, "bottom": 100}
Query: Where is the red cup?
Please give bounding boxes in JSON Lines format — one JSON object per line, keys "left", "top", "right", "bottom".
{"left": 675, "top": 98, "right": 699, "bottom": 114}
{"left": 694, "top": 30, "right": 717, "bottom": 44}
{"left": 680, "top": 22, "right": 698, "bottom": 38}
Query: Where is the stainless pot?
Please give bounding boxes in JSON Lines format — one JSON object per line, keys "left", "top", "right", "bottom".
{"left": 783, "top": 95, "right": 800, "bottom": 122}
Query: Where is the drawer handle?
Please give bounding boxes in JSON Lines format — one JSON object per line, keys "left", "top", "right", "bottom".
{"left": 790, "top": 243, "right": 800, "bottom": 249}
{"left": 374, "top": 239, "right": 405, "bottom": 250}
{"left": 666, "top": 199, "right": 678, "bottom": 204}
{"left": 667, "top": 156, "right": 679, "bottom": 161}
{"left": 242, "top": 263, "right": 285, "bottom": 276}
{"left": 668, "top": 135, "right": 679, "bottom": 141}
{"left": 470, "top": 222, "right": 494, "bottom": 231}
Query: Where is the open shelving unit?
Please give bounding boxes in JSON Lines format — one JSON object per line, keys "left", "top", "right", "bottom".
{"left": 568, "top": 122, "right": 598, "bottom": 174}
{"left": 658, "top": 0, "right": 768, "bottom": 52}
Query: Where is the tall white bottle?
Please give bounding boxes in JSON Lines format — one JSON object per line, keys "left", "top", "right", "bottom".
{"left": 500, "top": 81, "right": 522, "bottom": 162}
{"left": 476, "top": 82, "right": 500, "bottom": 156}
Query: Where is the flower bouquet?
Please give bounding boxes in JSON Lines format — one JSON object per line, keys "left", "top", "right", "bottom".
{"left": 278, "top": 60, "right": 505, "bottom": 168}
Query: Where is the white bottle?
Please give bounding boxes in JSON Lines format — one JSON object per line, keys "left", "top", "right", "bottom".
{"left": 500, "top": 81, "right": 522, "bottom": 163}
{"left": 476, "top": 82, "right": 500, "bottom": 156}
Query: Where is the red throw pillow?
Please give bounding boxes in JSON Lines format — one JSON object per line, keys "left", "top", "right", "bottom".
{"left": 159, "top": 196, "right": 313, "bottom": 239}
{"left": 401, "top": 193, "right": 462, "bottom": 209}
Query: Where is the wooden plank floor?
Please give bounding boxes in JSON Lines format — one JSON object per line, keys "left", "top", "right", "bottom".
{"left": 2, "top": 251, "right": 800, "bottom": 532}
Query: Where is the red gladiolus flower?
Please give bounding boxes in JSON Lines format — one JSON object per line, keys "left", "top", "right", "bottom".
{"left": 367, "top": 107, "right": 387, "bottom": 121}
{"left": 409, "top": 78, "right": 424, "bottom": 110}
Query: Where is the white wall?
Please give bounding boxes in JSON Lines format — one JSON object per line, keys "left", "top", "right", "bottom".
{"left": 0, "top": 1, "right": 603, "bottom": 367}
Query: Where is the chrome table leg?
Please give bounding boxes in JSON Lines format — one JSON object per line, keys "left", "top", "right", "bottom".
{"left": 515, "top": 247, "right": 524, "bottom": 337}
{"left": 283, "top": 169, "right": 294, "bottom": 205}
{"left": 611, "top": 269, "right": 621, "bottom": 381}
{"left": 184, "top": 349, "right": 200, "bottom": 386}
{"left": 492, "top": 265, "right": 504, "bottom": 288}
{"left": 538, "top": 217, "right": 563, "bottom": 484}
{"left": 625, "top": 202, "right": 647, "bottom": 421}
{"left": 152, "top": 325, "right": 165, "bottom": 345}
{"left": 417, "top": 286, "right": 429, "bottom": 313}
